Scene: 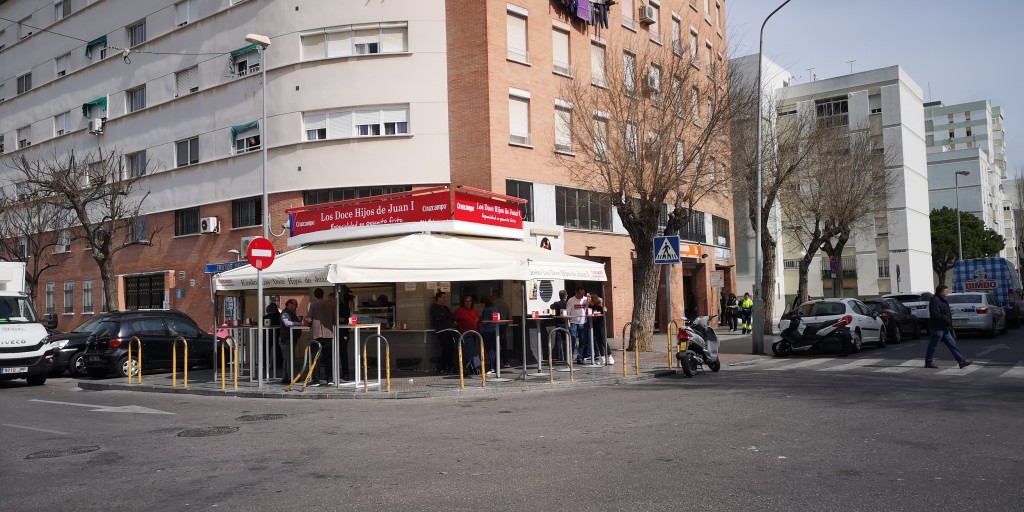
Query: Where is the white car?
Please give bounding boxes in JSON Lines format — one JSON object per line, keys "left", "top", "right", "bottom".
{"left": 946, "top": 293, "right": 1007, "bottom": 337}
{"left": 782, "top": 298, "right": 886, "bottom": 351}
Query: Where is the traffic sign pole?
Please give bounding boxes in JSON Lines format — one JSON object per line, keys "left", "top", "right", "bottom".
{"left": 246, "top": 237, "right": 276, "bottom": 389}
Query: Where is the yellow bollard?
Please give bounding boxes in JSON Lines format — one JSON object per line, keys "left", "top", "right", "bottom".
{"left": 171, "top": 337, "right": 189, "bottom": 388}
{"left": 362, "top": 344, "right": 369, "bottom": 393}
{"left": 127, "top": 337, "right": 142, "bottom": 384}
{"left": 667, "top": 320, "right": 679, "bottom": 368}
{"left": 219, "top": 338, "right": 238, "bottom": 390}
{"left": 548, "top": 339, "right": 554, "bottom": 384}
{"left": 385, "top": 344, "right": 391, "bottom": 393}
{"left": 220, "top": 341, "right": 226, "bottom": 390}
{"left": 634, "top": 342, "right": 640, "bottom": 376}
{"left": 479, "top": 337, "right": 487, "bottom": 387}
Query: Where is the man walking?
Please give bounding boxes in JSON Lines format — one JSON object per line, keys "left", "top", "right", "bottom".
{"left": 925, "top": 285, "right": 973, "bottom": 369}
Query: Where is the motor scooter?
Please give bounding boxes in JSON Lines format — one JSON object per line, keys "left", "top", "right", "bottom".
{"left": 675, "top": 315, "right": 721, "bottom": 377}
{"left": 771, "top": 313, "right": 854, "bottom": 357}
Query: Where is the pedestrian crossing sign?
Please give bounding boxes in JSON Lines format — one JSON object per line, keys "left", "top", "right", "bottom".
{"left": 654, "top": 236, "right": 681, "bottom": 264}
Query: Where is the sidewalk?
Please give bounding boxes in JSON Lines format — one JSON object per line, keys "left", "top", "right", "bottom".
{"left": 76, "top": 332, "right": 772, "bottom": 400}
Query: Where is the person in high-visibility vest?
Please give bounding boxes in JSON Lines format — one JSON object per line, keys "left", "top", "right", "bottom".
{"left": 740, "top": 293, "right": 754, "bottom": 334}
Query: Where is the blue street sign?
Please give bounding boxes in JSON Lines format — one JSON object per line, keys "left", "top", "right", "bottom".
{"left": 654, "top": 236, "right": 681, "bottom": 265}
{"left": 204, "top": 260, "right": 249, "bottom": 274}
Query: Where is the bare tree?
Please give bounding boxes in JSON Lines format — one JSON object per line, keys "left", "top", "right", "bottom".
{"left": 5, "top": 148, "right": 159, "bottom": 310}
{"left": 0, "top": 193, "right": 73, "bottom": 300}
{"left": 556, "top": 32, "right": 745, "bottom": 351}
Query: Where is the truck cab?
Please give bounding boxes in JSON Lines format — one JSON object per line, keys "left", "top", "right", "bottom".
{"left": 0, "top": 262, "right": 59, "bottom": 386}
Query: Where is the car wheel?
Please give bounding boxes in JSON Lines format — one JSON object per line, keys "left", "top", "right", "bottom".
{"left": 116, "top": 356, "right": 139, "bottom": 378}
{"left": 876, "top": 326, "right": 887, "bottom": 348}
{"left": 69, "top": 352, "right": 90, "bottom": 378}
{"left": 987, "top": 320, "right": 998, "bottom": 339}
{"left": 26, "top": 374, "right": 47, "bottom": 386}
{"left": 852, "top": 330, "right": 863, "bottom": 353}
{"left": 890, "top": 323, "right": 902, "bottom": 344}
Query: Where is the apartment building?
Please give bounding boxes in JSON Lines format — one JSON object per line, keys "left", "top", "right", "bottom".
{"left": 924, "top": 100, "right": 1015, "bottom": 262}
{"left": 0, "top": 0, "right": 736, "bottom": 333}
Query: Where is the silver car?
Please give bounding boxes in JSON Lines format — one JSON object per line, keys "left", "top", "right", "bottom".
{"left": 947, "top": 293, "right": 1007, "bottom": 337}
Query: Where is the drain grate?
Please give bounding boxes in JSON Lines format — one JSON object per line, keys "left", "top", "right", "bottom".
{"left": 235, "top": 414, "right": 287, "bottom": 422}
{"left": 177, "top": 426, "right": 239, "bottom": 438}
{"left": 25, "top": 446, "right": 100, "bottom": 459}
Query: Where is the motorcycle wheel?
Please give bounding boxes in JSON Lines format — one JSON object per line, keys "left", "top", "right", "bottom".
{"left": 681, "top": 352, "right": 695, "bottom": 378}
{"left": 708, "top": 359, "right": 721, "bottom": 372}
{"left": 774, "top": 340, "right": 793, "bottom": 357}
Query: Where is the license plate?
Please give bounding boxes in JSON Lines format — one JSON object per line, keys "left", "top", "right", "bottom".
{"left": 1, "top": 367, "right": 28, "bottom": 374}
{"left": 88, "top": 356, "right": 101, "bottom": 362}
{"left": 953, "top": 318, "right": 969, "bottom": 325}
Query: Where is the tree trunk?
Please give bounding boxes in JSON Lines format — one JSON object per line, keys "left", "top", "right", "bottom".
{"left": 631, "top": 254, "right": 661, "bottom": 352}
{"left": 759, "top": 233, "right": 778, "bottom": 335}
{"left": 936, "top": 269, "right": 947, "bottom": 287}
{"left": 825, "top": 240, "right": 848, "bottom": 298}
{"left": 98, "top": 257, "right": 118, "bottom": 311}
{"left": 796, "top": 258, "right": 812, "bottom": 307}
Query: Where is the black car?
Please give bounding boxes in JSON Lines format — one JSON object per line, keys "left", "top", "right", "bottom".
{"left": 862, "top": 297, "right": 919, "bottom": 344}
{"left": 82, "top": 311, "right": 214, "bottom": 378}
{"left": 48, "top": 314, "right": 111, "bottom": 377}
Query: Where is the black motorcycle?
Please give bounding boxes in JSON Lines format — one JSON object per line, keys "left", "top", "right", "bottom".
{"left": 772, "top": 313, "right": 854, "bottom": 357}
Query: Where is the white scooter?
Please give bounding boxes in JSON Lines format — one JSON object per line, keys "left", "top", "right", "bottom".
{"left": 675, "top": 315, "right": 721, "bottom": 377}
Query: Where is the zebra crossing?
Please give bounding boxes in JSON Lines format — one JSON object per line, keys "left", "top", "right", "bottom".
{"left": 736, "top": 355, "right": 1024, "bottom": 379}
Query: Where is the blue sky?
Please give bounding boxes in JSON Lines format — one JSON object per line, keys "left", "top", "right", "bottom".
{"left": 725, "top": 0, "right": 1022, "bottom": 176}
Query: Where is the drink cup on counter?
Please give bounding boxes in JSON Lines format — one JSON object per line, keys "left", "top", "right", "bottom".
{"left": 349, "top": 315, "right": 358, "bottom": 325}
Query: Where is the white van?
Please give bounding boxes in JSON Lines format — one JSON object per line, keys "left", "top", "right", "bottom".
{"left": 0, "top": 262, "right": 59, "bottom": 386}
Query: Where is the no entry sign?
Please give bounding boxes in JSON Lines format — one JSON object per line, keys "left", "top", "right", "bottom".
{"left": 246, "top": 237, "right": 275, "bottom": 270}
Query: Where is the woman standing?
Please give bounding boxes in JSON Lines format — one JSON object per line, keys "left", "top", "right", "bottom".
{"left": 590, "top": 296, "right": 612, "bottom": 365}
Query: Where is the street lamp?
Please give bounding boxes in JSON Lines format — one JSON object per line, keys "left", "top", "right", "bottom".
{"left": 244, "top": 33, "right": 271, "bottom": 389}
{"left": 753, "top": 0, "right": 792, "bottom": 355}
{"left": 955, "top": 170, "right": 971, "bottom": 261}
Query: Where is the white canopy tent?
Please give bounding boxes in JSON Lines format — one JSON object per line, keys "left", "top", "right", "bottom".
{"left": 214, "top": 233, "right": 606, "bottom": 291}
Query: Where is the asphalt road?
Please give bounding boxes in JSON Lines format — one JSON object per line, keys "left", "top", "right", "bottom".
{"left": 1, "top": 330, "right": 1021, "bottom": 512}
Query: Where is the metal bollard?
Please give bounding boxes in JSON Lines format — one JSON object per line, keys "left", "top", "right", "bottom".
{"left": 219, "top": 338, "right": 238, "bottom": 390}
{"left": 171, "top": 337, "right": 189, "bottom": 388}
{"left": 667, "top": 320, "right": 679, "bottom": 368}
{"left": 126, "top": 336, "right": 142, "bottom": 384}
{"left": 457, "top": 331, "right": 484, "bottom": 389}
{"left": 363, "top": 334, "right": 391, "bottom": 393}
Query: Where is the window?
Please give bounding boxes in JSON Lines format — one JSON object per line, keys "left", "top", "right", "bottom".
{"left": 947, "top": 113, "right": 954, "bottom": 124}
{"left": 593, "top": 113, "right": 608, "bottom": 160}
{"left": 63, "top": 281, "right": 74, "bottom": 314}
{"left": 505, "top": 179, "right": 534, "bottom": 222}
{"left": 965, "top": 126, "right": 972, "bottom": 137}
{"left": 707, "top": 95, "right": 713, "bottom": 124}
{"left": 783, "top": 259, "right": 800, "bottom": 270}
{"left": 704, "top": 0, "right": 710, "bottom": 15}
{"left": 556, "top": 186, "right": 612, "bottom": 231}
{"left": 712, "top": 215, "right": 729, "bottom": 247}
{"left": 54, "top": 112, "right": 69, "bottom": 136}
{"left": 16, "top": 182, "right": 32, "bottom": 202}
{"left": 232, "top": 196, "right": 262, "bottom": 228}
{"left": 649, "top": 65, "right": 661, "bottom": 106}
{"left": 55, "top": 53, "right": 69, "bottom": 77}
{"left": 507, "top": 8, "right": 528, "bottom": 63}
{"left": 176, "top": 137, "right": 199, "bottom": 167}
{"left": 680, "top": 210, "right": 706, "bottom": 243}
{"left": 176, "top": 66, "right": 199, "bottom": 96}
{"left": 720, "top": 163, "right": 728, "bottom": 196}
{"left": 625, "top": 122, "right": 638, "bottom": 160}
{"left": 552, "top": 28, "right": 570, "bottom": 76}
{"left": 45, "top": 282, "right": 55, "bottom": 315}
{"left": 671, "top": 15, "right": 682, "bottom": 55}
{"left": 231, "top": 48, "right": 260, "bottom": 76}
{"left": 964, "top": 110, "right": 971, "bottom": 121}
{"left": 124, "top": 274, "right": 164, "bottom": 310}
{"left": 621, "top": 0, "right": 635, "bottom": 29}
{"left": 129, "top": 217, "right": 148, "bottom": 243}
{"left": 127, "top": 20, "right": 146, "bottom": 46}
{"left": 55, "top": 1, "right": 71, "bottom": 20}
{"left": 554, "top": 102, "right": 572, "bottom": 153}
{"left": 175, "top": 0, "right": 193, "bottom": 27}
{"left": 648, "top": 2, "right": 661, "bottom": 43}
{"left": 233, "top": 123, "right": 261, "bottom": 153}
{"left": 675, "top": 140, "right": 685, "bottom": 174}
{"left": 17, "top": 73, "right": 32, "bottom": 94}
{"left": 814, "top": 96, "right": 848, "bottom": 127}
{"left": 877, "top": 259, "right": 890, "bottom": 278}
{"left": 706, "top": 41, "right": 713, "bottom": 75}
{"left": 691, "top": 87, "right": 699, "bottom": 124}
{"left": 175, "top": 207, "right": 200, "bottom": 236}
{"left": 126, "top": 150, "right": 147, "bottom": 178}
{"left": 83, "top": 279, "right": 94, "bottom": 314}
{"left": 86, "top": 161, "right": 104, "bottom": 186}
{"left": 947, "top": 128, "right": 954, "bottom": 140}
{"left": 127, "top": 86, "right": 146, "bottom": 113}
{"left": 56, "top": 230, "right": 71, "bottom": 253}
{"left": 590, "top": 43, "right": 606, "bottom": 87}
{"left": 623, "top": 51, "right": 636, "bottom": 92}
{"left": 83, "top": 97, "right": 106, "bottom": 119}
{"left": 300, "top": 22, "right": 408, "bottom": 60}
{"left": 18, "top": 17, "right": 32, "bottom": 39}
{"left": 509, "top": 92, "right": 531, "bottom": 145}
{"left": 303, "top": 186, "right": 411, "bottom": 205}
{"left": 690, "top": 28, "right": 699, "bottom": 66}
{"left": 18, "top": 126, "right": 31, "bottom": 149}
{"left": 304, "top": 106, "right": 409, "bottom": 140}
{"left": 672, "top": 76, "right": 683, "bottom": 117}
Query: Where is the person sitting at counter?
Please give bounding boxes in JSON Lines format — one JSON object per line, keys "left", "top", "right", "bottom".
{"left": 480, "top": 296, "right": 498, "bottom": 375}
{"left": 453, "top": 295, "right": 481, "bottom": 374}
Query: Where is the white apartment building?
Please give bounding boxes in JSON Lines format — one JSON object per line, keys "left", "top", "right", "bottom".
{"left": 751, "top": 66, "right": 933, "bottom": 301}
{"left": 924, "top": 100, "right": 1015, "bottom": 261}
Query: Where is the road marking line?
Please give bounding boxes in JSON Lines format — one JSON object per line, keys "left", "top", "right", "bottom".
{"left": 937, "top": 360, "right": 988, "bottom": 376}
{"left": 999, "top": 361, "right": 1024, "bottom": 378}
{"left": 1, "top": 423, "right": 70, "bottom": 435}
{"left": 873, "top": 359, "right": 921, "bottom": 373}
{"left": 764, "top": 358, "right": 832, "bottom": 371}
{"left": 816, "top": 358, "right": 884, "bottom": 371}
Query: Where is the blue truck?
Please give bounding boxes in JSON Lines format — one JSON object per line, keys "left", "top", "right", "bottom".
{"left": 953, "top": 257, "right": 1023, "bottom": 328}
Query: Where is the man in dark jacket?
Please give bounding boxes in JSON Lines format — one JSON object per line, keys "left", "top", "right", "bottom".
{"left": 925, "top": 285, "right": 973, "bottom": 369}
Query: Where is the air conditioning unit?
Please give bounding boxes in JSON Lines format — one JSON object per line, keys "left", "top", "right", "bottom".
{"left": 638, "top": 5, "right": 656, "bottom": 24}
{"left": 88, "top": 117, "right": 104, "bottom": 134}
{"left": 240, "top": 236, "right": 256, "bottom": 256}
{"left": 200, "top": 216, "right": 219, "bottom": 234}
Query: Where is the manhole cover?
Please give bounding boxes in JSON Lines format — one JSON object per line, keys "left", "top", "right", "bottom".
{"left": 177, "top": 426, "right": 239, "bottom": 438}
{"left": 25, "top": 446, "right": 100, "bottom": 459}
{"left": 235, "top": 414, "right": 287, "bottom": 422}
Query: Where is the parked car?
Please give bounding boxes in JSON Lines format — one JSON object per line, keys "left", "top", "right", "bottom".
{"left": 861, "top": 297, "right": 920, "bottom": 344}
{"left": 82, "top": 311, "right": 214, "bottom": 378}
{"left": 48, "top": 314, "right": 111, "bottom": 377}
{"left": 947, "top": 293, "right": 1007, "bottom": 338}
{"left": 882, "top": 292, "right": 932, "bottom": 334}
{"left": 781, "top": 298, "right": 886, "bottom": 351}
